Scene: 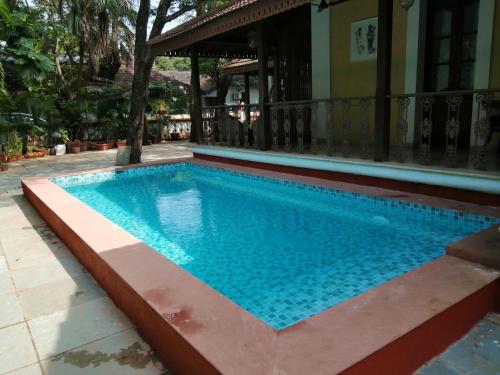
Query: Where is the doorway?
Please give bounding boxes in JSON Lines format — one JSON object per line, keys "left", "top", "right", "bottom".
{"left": 424, "top": 0, "right": 479, "bottom": 151}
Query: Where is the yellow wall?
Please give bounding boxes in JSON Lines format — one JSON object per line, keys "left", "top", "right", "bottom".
{"left": 329, "top": 0, "right": 407, "bottom": 145}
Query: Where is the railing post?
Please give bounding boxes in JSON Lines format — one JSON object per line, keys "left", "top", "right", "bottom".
{"left": 472, "top": 91, "right": 494, "bottom": 170}
{"left": 419, "top": 96, "right": 434, "bottom": 165}
{"left": 341, "top": 99, "right": 352, "bottom": 157}
{"left": 326, "top": 101, "right": 334, "bottom": 156}
{"left": 359, "top": 98, "right": 371, "bottom": 159}
{"left": 271, "top": 106, "right": 279, "bottom": 151}
{"left": 311, "top": 102, "right": 319, "bottom": 155}
{"left": 296, "top": 105, "right": 304, "bottom": 153}
{"left": 244, "top": 109, "right": 250, "bottom": 148}
{"left": 284, "top": 105, "right": 291, "bottom": 152}
{"left": 396, "top": 97, "right": 410, "bottom": 162}
{"left": 444, "top": 95, "right": 463, "bottom": 167}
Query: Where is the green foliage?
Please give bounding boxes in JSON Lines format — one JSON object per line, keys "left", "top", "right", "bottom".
{"left": 155, "top": 56, "right": 191, "bottom": 71}
{"left": 2, "top": 134, "right": 23, "bottom": 156}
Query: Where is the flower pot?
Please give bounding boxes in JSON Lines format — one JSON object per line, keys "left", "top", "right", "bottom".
{"left": 37, "top": 149, "right": 47, "bottom": 157}
{"left": 115, "top": 140, "right": 127, "bottom": 148}
{"left": 96, "top": 143, "right": 109, "bottom": 151}
{"left": 0, "top": 163, "right": 8, "bottom": 172}
{"left": 80, "top": 142, "right": 89, "bottom": 152}
{"left": 90, "top": 142, "right": 97, "bottom": 151}
{"left": 107, "top": 140, "right": 115, "bottom": 149}
{"left": 54, "top": 144, "right": 66, "bottom": 156}
{"left": 71, "top": 146, "right": 81, "bottom": 154}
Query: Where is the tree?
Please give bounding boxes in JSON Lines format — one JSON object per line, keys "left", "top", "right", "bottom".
{"left": 127, "top": 0, "right": 199, "bottom": 163}
{"left": 127, "top": 0, "right": 228, "bottom": 164}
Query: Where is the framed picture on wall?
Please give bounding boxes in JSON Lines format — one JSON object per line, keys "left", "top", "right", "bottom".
{"left": 351, "top": 17, "right": 378, "bottom": 62}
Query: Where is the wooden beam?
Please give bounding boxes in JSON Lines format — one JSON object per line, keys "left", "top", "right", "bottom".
{"left": 190, "top": 50, "right": 203, "bottom": 144}
{"left": 272, "top": 48, "right": 280, "bottom": 102}
{"left": 244, "top": 73, "right": 251, "bottom": 121}
{"left": 374, "top": 0, "right": 393, "bottom": 161}
{"left": 257, "top": 22, "right": 270, "bottom": 150}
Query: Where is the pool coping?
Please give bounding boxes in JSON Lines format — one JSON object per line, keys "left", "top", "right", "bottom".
{"left": 22, "top": 158, "right": 500, "bottom": 375}
{"left": 192, "top": 147, "right": 500, "bottom": 207}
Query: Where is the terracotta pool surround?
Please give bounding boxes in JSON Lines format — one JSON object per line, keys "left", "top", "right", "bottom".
{"left": 21, "top": 158, "right": 500, "bottom": 375}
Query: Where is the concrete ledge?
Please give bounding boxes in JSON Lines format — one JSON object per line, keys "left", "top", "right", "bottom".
{"left": 22, "top": 159, "right": 500, "bottom": 375}
{"left": 193, "top": 146, "right": 500, "bottom": 206}
{"left": 448, "top": 224, "right": 500, "bottom": 270}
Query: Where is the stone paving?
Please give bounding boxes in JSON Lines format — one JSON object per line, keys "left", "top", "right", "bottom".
{"left": 0, "top": 141, "right": 499, "bottom": 374}
{"left": 0, "top": 142, "right": 191, "bottom": 375}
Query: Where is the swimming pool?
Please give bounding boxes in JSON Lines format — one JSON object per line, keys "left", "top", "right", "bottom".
{"left": 53, "top": 163, "right": 498, "bottom": 330}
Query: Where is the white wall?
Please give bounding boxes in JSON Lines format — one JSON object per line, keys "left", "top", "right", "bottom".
{"left": 311, "top": 5, "right": 331, "bottom": 139}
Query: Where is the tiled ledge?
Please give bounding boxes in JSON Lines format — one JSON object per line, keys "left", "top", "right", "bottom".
{"left": 192, "top": 146, "right": 500, "bottom": 195}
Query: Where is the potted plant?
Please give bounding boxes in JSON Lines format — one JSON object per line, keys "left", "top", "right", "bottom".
{"left": 50, "top": 129, "right": 70, "bottom": 156}
{"left": 96, "top": 142, "right": 109, "bottom": 151}
{"left": 80, "top": 141, "right": 89, "bottom": 152}
{"left": 3, "top": 136, "right": 23, "bottom": 162}
{"left": 68, "top": 140, "right": 81, "bottom": 154}
{"left": 0, "top": 162, "right": 8, "bottom": 172}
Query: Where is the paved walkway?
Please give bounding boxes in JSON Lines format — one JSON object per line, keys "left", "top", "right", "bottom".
{"left": 0, "top": 143, "right": 191, "bottom": 375}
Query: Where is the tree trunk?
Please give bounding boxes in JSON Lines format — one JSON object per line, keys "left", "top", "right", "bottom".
{"left": 127, "top": 0, "right": 197, "bottom": 164}
{"left": 76, "top": 36, "right": 84, "bottom": 98}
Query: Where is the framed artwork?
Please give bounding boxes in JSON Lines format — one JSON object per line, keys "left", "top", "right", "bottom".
{"left": 351, "top": 17, "right": 378, "bottom": 62}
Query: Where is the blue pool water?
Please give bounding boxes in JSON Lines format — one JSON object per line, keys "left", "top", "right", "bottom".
{"left": 53, "top": 163, "right": 498, "bottom": 330}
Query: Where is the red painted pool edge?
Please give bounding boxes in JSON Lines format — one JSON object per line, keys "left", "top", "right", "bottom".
{"left": 21, "top": 159, "right": 500, "bottom": 375}
{"left": 193, "top": 153, "right": 500, "bottom": 207}
{"left": 341, "top": 278, "right": 500, "bottom": 374}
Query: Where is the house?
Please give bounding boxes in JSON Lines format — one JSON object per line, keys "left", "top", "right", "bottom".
{"left": 148, "top": 0, "right": 499, "bottom": 176}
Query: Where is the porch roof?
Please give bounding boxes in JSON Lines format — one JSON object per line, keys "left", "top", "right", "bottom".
{"left": 148, "top": 0, "right": 311, "bottom": 58}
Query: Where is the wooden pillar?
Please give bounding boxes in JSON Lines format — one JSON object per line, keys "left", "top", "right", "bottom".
{"left": 272, "top": 48, "right": 280, "bottom": 102}
{"left": 244, "top": 73, "right": 251, "bottom": 121}
{"left": 374, "top": 0, "right": 393, "bottom": 161}
{"left": 257, "top": 22, "right": 270, "bottom": 150}
{"left": 190, "top": 50, "right": 203, "bottom": 144}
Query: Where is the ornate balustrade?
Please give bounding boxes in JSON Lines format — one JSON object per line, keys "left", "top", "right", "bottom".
{"left": 200, "top": 88, "right": 500, "bottom": 171}
{"left": 201, "top": 104, "right": 260, "bottom": 148}
{"left": 390, "top": 88, "right": 500, "bottom": 170}
{"left": 267, "top": 97, "right": 375, "bottom": 158}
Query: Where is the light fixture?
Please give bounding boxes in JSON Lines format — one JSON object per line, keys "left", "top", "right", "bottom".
{"left": 314, "top": 0, "right": 350, "bottom": 13}
{"left": 399, "top": 0, "right": 415, "bottom": 11}
{"left": 317, "top": 0, "right": 329, "bottom": 12}
{"left": 247, "top": 31, "right": 258, "bottom": 49}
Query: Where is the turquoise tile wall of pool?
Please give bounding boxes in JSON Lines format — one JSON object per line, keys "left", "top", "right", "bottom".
{"left": 53, "top": 163, "right": 499, "bottom": 330}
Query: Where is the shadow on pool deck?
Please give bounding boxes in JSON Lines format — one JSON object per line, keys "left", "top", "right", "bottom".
{"left": 0, "top": 193, "right": 172, "bottom": 374}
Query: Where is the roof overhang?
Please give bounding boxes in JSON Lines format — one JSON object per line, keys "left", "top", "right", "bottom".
{"left": 148, "top": 0, "right": 311, "bottom": 58}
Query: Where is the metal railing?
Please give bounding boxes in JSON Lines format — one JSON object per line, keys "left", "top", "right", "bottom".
{"left": 200, "top": 88, "right": 500, "bottom": 171}
{"left": 390, "top": 89, "right": 500, "bottom": 170}
{"left": 201, "top": 104, "right": 260, "bottom": 148}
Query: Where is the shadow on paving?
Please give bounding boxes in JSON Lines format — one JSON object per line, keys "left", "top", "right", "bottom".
{"left": 14, "top": 195, "right": 173, "bottom": 375}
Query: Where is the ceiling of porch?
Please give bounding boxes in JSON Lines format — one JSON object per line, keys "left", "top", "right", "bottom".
{"left": 148, "top": 0, "right": 311, "bottom": 58}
